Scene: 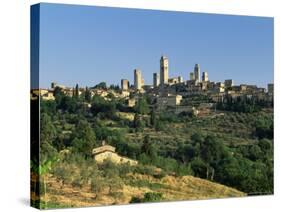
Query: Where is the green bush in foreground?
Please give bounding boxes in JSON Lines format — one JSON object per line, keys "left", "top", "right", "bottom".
{"left": 130, "top": 192, "right": 163, "bottom": 203}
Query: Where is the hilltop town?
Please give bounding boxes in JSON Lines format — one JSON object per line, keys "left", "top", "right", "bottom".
{"left": 32, "top": 55, "right": 273, "bottom": 116}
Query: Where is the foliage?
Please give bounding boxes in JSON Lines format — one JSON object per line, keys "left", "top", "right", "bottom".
{"left": 135, "top": 97, "right": 149, "bottom": 115}
{"left": 133, "top": 113, "right": 145, "bottom": 132}
{"left": 84, "top": 86, "right": 91, "bottom": 102}
{"left": 40, "top": 89, "right": 273, "bottom": 196}
{"left": 217, "top": 96, "right": 263, "bottom": 113}
{"left": 40, "top": 113, "right": 58, "bottom": 163}
{"left": 150, "top": 108, "right": 156, "bottom": 127}
{"left": 71, "top": 119, "right": 96, "bottom": 157}
{"left": 254, "top": 117, "right": 273, "bottom": 139}
{"left": 94, "top": 82, "right": 107, "bottom": 89}
{"left": 75, "top": 84, "right": 79, "bottom": 97}
{"left": 130, "top": 192, "right": 163, "bottom": 203}
{"left": 90, "top": 96, "right": 117, "bottom": 119}
{"left": 109, "top": 84, "right": 120, "bottom": 91}
{"left": 141, "top": 135, "right": 157, "bottom": 161}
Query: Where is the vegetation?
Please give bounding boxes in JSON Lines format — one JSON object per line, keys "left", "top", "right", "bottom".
{"left": 216, "top": 96, "right": 272, "bottom": 113}
{"left": 35, "top": 152, "right": 244, "bottom": 208}
{"left": 35, "top": 89, "right": 273, "bottom": 208}
{"left": 130, "top": 192, "right": 163, "bottom": 203}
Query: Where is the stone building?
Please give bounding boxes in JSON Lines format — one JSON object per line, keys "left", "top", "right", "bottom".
{"left": 224, "top": 79, "right": 234, "bottom": 89}
{"left": 92, "top": 143, "right": 138, "bottom": 165}
{"left": 200, "top": 81, "right": 209, "bottom": 91}
{"left": 50, "top": 82, "right": 66, "bottom": 90}
{"left": 168, "top": 77, "right": 179, "bottom": 85}
{"left": 268, "top": 83, "right": 274, "bottom": 94}
{"left": 172, "top": 105, "right": 198, "bottom": 115}
{"left": 178, "top": 76, "right": 184, "bottom": 83}
{"left": 127, "top": 98, "right": 136, "bottom": 107}
{"left": 121, "top": 90, "right": 130, "bottom": 98}
{"left": 34, "top": 89, "right": 55, "bottom": 100}
{"left": 240, "top": 84, "right": 247, "bottom": 92}
{"left": 246, "top": 85, "right": 258, "bottom": 93}
{"left": 267, "top": 83, "right": 274, "bottom": 102}
{"left": 156, "top": 94, "right": 182, "bottom": 110}
{"left": 167, "top": 76, "right": 184, "bottom": 86}
{"left": 214, "top": 82, "right": 225, "bottom": 93}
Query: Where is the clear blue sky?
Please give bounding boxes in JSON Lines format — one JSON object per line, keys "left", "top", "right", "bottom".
{"left": 38, "top": 3, "right": 273, "bottom": 89}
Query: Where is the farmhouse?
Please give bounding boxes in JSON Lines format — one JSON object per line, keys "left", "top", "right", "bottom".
{"left": 92, "top": 143, "right": 138, "bottom": 165}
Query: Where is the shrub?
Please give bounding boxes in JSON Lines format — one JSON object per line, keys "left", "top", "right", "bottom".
{"left": 130, "top": 192, "right": 163, "bottom": 203}
{"left": 134, "top": 164, "right": 156, "bottom": 176}
{"left": 142, "top": 192, "right": 163, "bottom": 202}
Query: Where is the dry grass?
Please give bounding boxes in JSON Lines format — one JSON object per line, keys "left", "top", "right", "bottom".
{"left": 40, "top": 173, "right": 245, "bottom": 208}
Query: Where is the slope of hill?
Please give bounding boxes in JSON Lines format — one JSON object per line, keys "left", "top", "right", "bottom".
{"left": 40, "top": 173, "right": 245, "bottom": 208}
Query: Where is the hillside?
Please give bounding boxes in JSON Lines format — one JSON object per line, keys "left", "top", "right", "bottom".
{"left": 36, "top": 95, "right": 273, "bottom": 209}
{"left": 38, "top": 173, "right": 245, "bottom": 208}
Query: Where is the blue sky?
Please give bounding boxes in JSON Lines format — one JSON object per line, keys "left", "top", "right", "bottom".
{"left": 38, "top": 3, "right": 273, "bottom": 88}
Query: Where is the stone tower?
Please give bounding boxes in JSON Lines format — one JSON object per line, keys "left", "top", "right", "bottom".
{"left": 160, "top": 56, "right": 169, "bottom": 85}
{"left": 202, "top": 72, "right": 208, "bottom": 82}
{"left": 134, "top": 69, "right": 142, "bottom": 90}
{"left": 153, "top": 73, "right": 160, "bottom": 87}
{"left": 121, "top": 79, "right": 129, "bottom": 90}
{"left": 194, "top": 64, "right": 200, "bottom": 82}
{"left": 190, "top": 72, "right": 195, "bottom": 80}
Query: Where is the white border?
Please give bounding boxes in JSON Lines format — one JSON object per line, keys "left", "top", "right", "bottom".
{"left": 0, "top": 0, "right": 280, "bottom": 212}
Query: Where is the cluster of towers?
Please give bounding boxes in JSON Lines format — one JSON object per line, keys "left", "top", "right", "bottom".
{"left": 189, "top": 64, "right": 208, "bottom": 82}
{"left": 130, "top": 56, "right": 169, "bottom": 90}
{"left": 121, "top": 56, "right": 209, "bottom": 91}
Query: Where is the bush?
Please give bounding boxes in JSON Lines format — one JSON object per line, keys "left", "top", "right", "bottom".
{"left": 153, "top": 170, "right": 167, "bottom": 179}
{"left": 254, "top": 118, "right": 273, "bottom": 139}
{"left": 130, "top": 196, "right": 142, "bottom": 203}
{"left": 130, "top": 192, "right": 163, "bottom": 203}
{"left": 90, "top": 176, "right": 106, "bottom": 199}
{"left": 142, "top": 192, "right": 163, "bottom": 202}
{"left": 134, "top": 164, "right": 156, "bottom": 176}
{"left": 155, "top": 121, "right": 165, "bottom": 131}
{"left": 190, "top": 157, "right": 207, "bottom": 179}
{"left": 134, "top": 97, "right": 149, "bottom": 115}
